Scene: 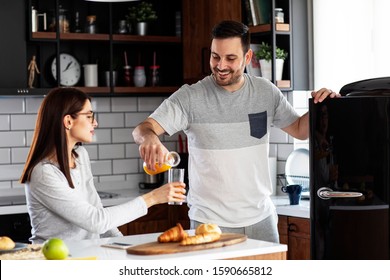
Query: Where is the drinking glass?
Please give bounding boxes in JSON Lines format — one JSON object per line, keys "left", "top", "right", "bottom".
{"left": 167, "top": 168, "right": 185, "bottom": 205}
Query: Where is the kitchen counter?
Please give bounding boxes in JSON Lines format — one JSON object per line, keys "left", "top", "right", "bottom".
{"left": 64, "top": 230, "right": 287, "bottom": 260}
{"left": 0, "top": 187, "right": 310, "bottom": 219}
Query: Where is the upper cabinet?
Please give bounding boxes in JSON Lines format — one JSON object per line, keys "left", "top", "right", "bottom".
{"left": 243, "top": 0, "right": 293, "bottom": 90}
{"left": 0, "top": 0, "right": 310, "bottom": 96}
{"left": 243, "top": 0, "right": 312, "bottom": 91}
{"left": 182, "top": 0, "right": 242, "bottom": 84}
{"left": 1, "top": 0, "right": 183, "bottom": 96}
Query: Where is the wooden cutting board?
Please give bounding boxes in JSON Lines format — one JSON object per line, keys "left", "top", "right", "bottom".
{"left": 127, "top": 233, "right": 247, "bottom": 255}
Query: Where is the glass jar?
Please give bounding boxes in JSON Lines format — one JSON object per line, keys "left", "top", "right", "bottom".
{"left": 85, "top": 15, "right": 97, "bottom": 34}
{"left": 143, "top": 151, "right": 181, "bottom": 175}
{"left": 59, "top": 7, "right": 69, "bottom": 33}
{"left": 133, "top": 66, "right": 146, "bottom": 87}
{"left": 117, "top": 20, "right": 128, "bottom": 34}
{"left": 275, "top": 8, "right": 284, "bottom": 23}
{"left": 149, "top": 65, "right": 160, "bottom": 86}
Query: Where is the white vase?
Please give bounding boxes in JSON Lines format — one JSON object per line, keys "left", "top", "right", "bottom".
{"left": 259, "top": 59, "right": 284, "bottom": 81}
{"left": 137, "top": 22, "right": 148, "bottom": 36}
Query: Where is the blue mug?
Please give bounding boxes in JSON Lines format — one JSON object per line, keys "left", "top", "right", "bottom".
{"left": 281, "top": 184, "right": 302, "bottom": 205}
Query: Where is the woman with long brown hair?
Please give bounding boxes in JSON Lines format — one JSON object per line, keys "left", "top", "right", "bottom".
{"left": 20, "top": 88, "right": 186, "bottom": 244}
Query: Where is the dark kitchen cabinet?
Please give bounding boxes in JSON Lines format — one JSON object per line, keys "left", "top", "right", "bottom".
{"left": 118, "top": 203, "right": 189, "bottom": 236}
{"left": 0, "top": 1, "right": 28, "bottom": 92}
{"left": 182, "top": 0, "right": 242, "bottom": 84}
{"left": 0, "top": 213, "right": 32, "bottom": 243}
{"left": 0, "top": 0, "right": 183, "bottom": 96}
{"left": 278, "top": 215, "right": 310, "bottom": 260}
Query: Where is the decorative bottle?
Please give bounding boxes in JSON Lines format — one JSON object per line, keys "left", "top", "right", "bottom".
{"left": 133, "top": 66, "right": 146, "bottom": 87}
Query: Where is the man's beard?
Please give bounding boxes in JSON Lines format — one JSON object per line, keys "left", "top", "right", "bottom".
{"left": 212, "top": 68, "right": 242, "bottom": 86}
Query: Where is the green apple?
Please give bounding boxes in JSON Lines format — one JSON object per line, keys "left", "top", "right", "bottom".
{"left": 42, "top": 238, "right": 69, "bottom": 260}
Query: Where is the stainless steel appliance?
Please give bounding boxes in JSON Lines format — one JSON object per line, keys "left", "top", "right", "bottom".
{"left": 309, "top": 77, "right": 390, "bottom": 259}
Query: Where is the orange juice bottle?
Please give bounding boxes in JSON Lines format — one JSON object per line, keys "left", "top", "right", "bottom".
{"left": 143, "top": 151, "right": 181, "bottom": 175}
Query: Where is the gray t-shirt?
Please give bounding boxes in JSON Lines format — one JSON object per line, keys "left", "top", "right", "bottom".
{"left": 150, "top": 74, "right": 299, "bottom": 227}
{"left": 25, "top": 146, "right": 147, "bottom": 243}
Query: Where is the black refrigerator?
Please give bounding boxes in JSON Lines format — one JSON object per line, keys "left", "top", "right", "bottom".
{"left": 309, "top": 77, "right": 390, "bottom": 259}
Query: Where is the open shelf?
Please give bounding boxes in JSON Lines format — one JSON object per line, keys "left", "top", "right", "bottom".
{"left": 32, "top": 32, "right": 181, "bottom": 43}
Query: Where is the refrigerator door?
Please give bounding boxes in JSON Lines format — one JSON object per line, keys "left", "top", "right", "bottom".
{"left": 309, "top": 96, "right": 390, "bottom": 259}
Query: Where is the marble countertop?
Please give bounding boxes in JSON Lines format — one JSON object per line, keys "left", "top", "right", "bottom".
{"left": 0, "top": 187, "right": 310, "bottom": 219}
{"left": 64, "top": 229, "right": 287, "bottom": 260}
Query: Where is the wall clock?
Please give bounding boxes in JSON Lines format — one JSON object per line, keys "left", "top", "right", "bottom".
{"left": 51, "top": 53, "right": 81, "bottom": 86}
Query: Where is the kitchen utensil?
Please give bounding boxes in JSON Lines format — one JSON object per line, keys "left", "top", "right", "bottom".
{"left": 284, "top": 148, "right": 309, "bottom": 199}
{"left": 126, "top": 233, "right": 246, "bottom": 255}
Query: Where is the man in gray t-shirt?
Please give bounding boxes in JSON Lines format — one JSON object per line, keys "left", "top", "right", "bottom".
{"left": 132, "top": 20, "right": 339, "bottom": 242}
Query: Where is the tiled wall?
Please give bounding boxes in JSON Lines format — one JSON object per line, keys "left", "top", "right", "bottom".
{"left": 0, "top": 91, "right": 310, "bottom": 192}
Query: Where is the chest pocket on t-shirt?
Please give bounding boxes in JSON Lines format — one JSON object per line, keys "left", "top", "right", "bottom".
{"left": 248, "top": 111, "right": 267, "bottom": 139}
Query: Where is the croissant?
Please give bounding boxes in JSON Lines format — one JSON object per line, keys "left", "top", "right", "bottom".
{"left": 158, "top": 223, "right": 187, "bottom": 243}
{"left": 180, "top": 232, "right": 221, "bottom": 246}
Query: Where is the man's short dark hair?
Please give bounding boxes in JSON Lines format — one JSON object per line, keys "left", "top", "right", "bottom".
{"left": 211, "top": 20, "right": 250, "bottom": 54}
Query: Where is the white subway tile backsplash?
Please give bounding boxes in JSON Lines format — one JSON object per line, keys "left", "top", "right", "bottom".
{"left": 0, "top": 98, "right": 24, "bottom": 113}
{"left": 84, "top": 145, "right": 98, "bottom": 160}
{"left": 269, "top": 144, "right": 277, "bottom": 158}
{"left": 125, "top": 112, "right": 150, "bottom": 128}
{"left": 91, "top": 98, "right": 111, "bottom": 112}
{"left": 278, "top": 144, "right": 294, "bottom": 161}
{"left": 26, "top": 131, "right": 34, "bottom": 146}
{"left": 0, "top": 181, "right": 11, "bottom": 189}
{"left": 0, "top": 115, "right": 10, "bottom": 130}
{"left": 125, "top": 143, "right": 140, "bottom": 158}
{"left": 111, "top": 97, "right": 137, "bottom": 112}
{"left": 99, "top": 144, "right": 125, "bottom": 159}
{"left": 25, "top": 97, "right": 44, "bottom": 113}
{"left": 0, "top": 131, "right": 25, "bottom": 147}
{"left": 11, "top": 114, "right": 37, "bottom": 130}
{"left": 98, "top": 113, "right": 124, "bottom": 128}
{"left": 113, "top": 159, "right": 138, "bottom": 174}
{"left": 12, "top": 180, "right": 25, "bottom": 189}
{"left": 112, "top": 128, "right": 132, "bottom": 143}
{"left": 94, "top": 129, "right": 111, "bottom": 144}
{"left": 0, "top": 93, "right": 300, "bottom": 193}
{"left": 11, "top": 147, "right": 29, "bottom": 163}
{"left": 138, "top": 97, "right": 165, "bottom": 111}
{"left": 0, "top": 164, "right": 24, "bottom": 180}
{"left": 0, "top": 148, "right": 11, "bottom": 164}
{"left": 99, "top": 175, "right": 126, "bottom": 182}
{"left": 269, "top": 127, "right": 288, "bottom": 143}
{"left": 91, "top": 160, "right": 112, "bottom": 175}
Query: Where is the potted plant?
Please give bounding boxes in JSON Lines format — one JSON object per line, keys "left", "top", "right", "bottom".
{"left": 255, "top": 42, "right": 288, "bottom": 80}
{"left": 126, "top": 2, "right": 158, "bottom": 36}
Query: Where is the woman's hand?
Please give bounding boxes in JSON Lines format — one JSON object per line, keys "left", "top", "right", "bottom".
{"left": 142, "top": 181, "right": 186, "bottom": 208}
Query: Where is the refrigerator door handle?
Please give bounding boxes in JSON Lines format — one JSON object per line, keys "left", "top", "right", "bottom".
{"left": 317, "top": 187, "right": 363, "bottom": 200}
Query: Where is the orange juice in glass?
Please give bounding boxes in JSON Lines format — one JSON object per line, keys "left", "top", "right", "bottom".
{"left": 143, "top": 151, "right": 181, "bottom": 175}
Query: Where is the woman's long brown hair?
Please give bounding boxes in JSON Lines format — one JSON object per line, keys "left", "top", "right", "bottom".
{"left": 20, "top": 87, "right": 91, "bottom": 188}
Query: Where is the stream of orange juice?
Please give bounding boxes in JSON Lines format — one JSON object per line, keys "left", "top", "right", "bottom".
{"left": 143, "top": 162, "right": 171, "bottom": 175}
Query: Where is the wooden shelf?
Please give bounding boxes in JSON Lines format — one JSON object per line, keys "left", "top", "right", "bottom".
{"left": 32, "top": 32, "right": 181, "bottom": 43}
{"left": 112, "top": 34, "right": 181, "bottom": 43}
{"left": 276, "top": 80, "right": 291, "bottom": 89}
{"left": 75, "top": 87, "right": 110, "bottom": 94}
{"left": 249, "top": 23, "right": 290, "bottom": 34}
{"left": 114, "top": 86, "right": 179, "bottom": 94}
